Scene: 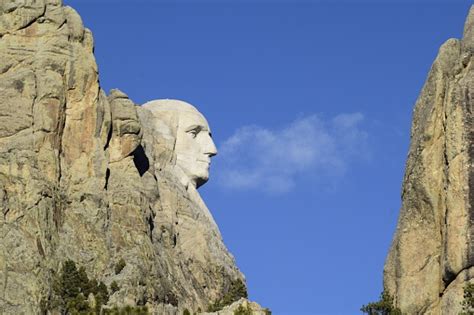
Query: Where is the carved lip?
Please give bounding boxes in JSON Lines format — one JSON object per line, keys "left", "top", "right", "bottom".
{"left": 197, "top": 159, "right": 211, "bottom": 164}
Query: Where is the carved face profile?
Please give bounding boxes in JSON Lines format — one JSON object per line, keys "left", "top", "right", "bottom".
{"left": 142, "top": 100, "right": 218, "bottom": 188}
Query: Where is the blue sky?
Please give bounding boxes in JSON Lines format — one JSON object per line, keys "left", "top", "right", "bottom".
{"left": 64, "top": 1, "right": 472, "bottom": 314}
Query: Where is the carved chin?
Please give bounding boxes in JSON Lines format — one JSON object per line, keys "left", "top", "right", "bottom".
{"left": 176, "top": 162, "right": 210, "bottom": 188}
{"left": 194, "top": 168, "right": 210, "bottom": 188}
{"left": 195, "top": 176, "right": 209, "bottom": 189}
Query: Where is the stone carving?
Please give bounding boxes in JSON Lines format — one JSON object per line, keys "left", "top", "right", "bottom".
{"left": 137, "top": 99, "right": 245, "bottom": 312}
{"left": 0, "top": 1, "right": 267, "bottom": 314}
{"left": 142, "top": 99, "right": 218, "bottom": 189}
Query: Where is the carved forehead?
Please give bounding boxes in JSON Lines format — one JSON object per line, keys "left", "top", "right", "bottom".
{"left": 143, "top": 99, "right": 201, "bottom": 116}
{"left": 142, "top": 99, "right": 210, "bottom": 129}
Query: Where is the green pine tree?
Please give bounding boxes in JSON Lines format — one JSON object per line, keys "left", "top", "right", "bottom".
{"left": 361, "top": 291, "right": 402, "bottom": 315}
{"left": 461, "top": 283, "right": 474, "bottom": 315}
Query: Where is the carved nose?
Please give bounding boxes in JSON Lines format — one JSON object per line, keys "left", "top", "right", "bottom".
{"left": 205, "top": 135, "right": 218, "bottom": 157}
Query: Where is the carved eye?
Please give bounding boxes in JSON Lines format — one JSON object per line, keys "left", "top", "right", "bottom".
{"left": 187, "top": 128, "right": 200, "bottom": 138}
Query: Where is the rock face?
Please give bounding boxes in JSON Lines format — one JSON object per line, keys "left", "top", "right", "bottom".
{"left": 384, "top": 6, "right": 474, "bottom": 314}
{"left": 0, "top": 1, "right": 263, "bottom": 314}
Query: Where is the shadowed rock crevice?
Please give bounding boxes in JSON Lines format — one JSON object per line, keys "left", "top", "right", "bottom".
{"left": 147, "top": 213, "right": 155, "bottom": 242}
{"left": 104, "top": 168, "right": 110, "bottom": 190}
{"left": 133, "top": 145, "right": 150, "bottom": 177}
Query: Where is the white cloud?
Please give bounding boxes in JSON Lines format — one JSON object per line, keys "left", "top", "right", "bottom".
{"left": 215, "top": 113, "right": 369, "bottom": 193}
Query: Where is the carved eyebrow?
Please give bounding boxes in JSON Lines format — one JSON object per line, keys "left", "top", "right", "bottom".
{"left": 185, "top": 125, "right": 207, "bottom": 132}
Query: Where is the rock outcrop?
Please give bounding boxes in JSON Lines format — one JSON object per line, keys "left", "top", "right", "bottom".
{"left": 0, "top": 1, "right": 264, "bottom": 314}
{"left": 384, "top": 6, "right": 474, "bottom": 314}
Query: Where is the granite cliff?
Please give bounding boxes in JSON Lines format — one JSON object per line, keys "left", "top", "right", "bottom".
{"left": 0, "top": 1, "right": 267, "bottom": 314}
{"left": 384, "top": 6, "right": 474, "bottom": 314}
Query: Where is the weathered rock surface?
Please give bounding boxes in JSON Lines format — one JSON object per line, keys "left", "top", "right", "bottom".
{"left": 202, "top": 299, "right": 270, "bottom": 315}
{"left": 384, "top": 6, "right": 474, "bottom": 314}
{"left": 0, "top": 1, "right": 264, "bottom": 314}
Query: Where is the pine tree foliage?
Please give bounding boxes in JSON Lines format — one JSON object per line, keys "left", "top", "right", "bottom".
{"left": 361, "top": 291, "right": 402, "bottom": 315}
{"left": 51, "top": 260, "right": 110, "bottom": 314}
{"left": 207, "top": 279, "right": 248, "bottom": 312}
{"left": 461, "top": 282, "right": 474, "bottom": 315}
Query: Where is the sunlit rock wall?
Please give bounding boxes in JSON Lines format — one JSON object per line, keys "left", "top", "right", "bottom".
{"left": 384, "top": 6, "right": 474, "bottom": 314}
{"left": 0, "top": 1, "right": 260, "bottom": 314}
